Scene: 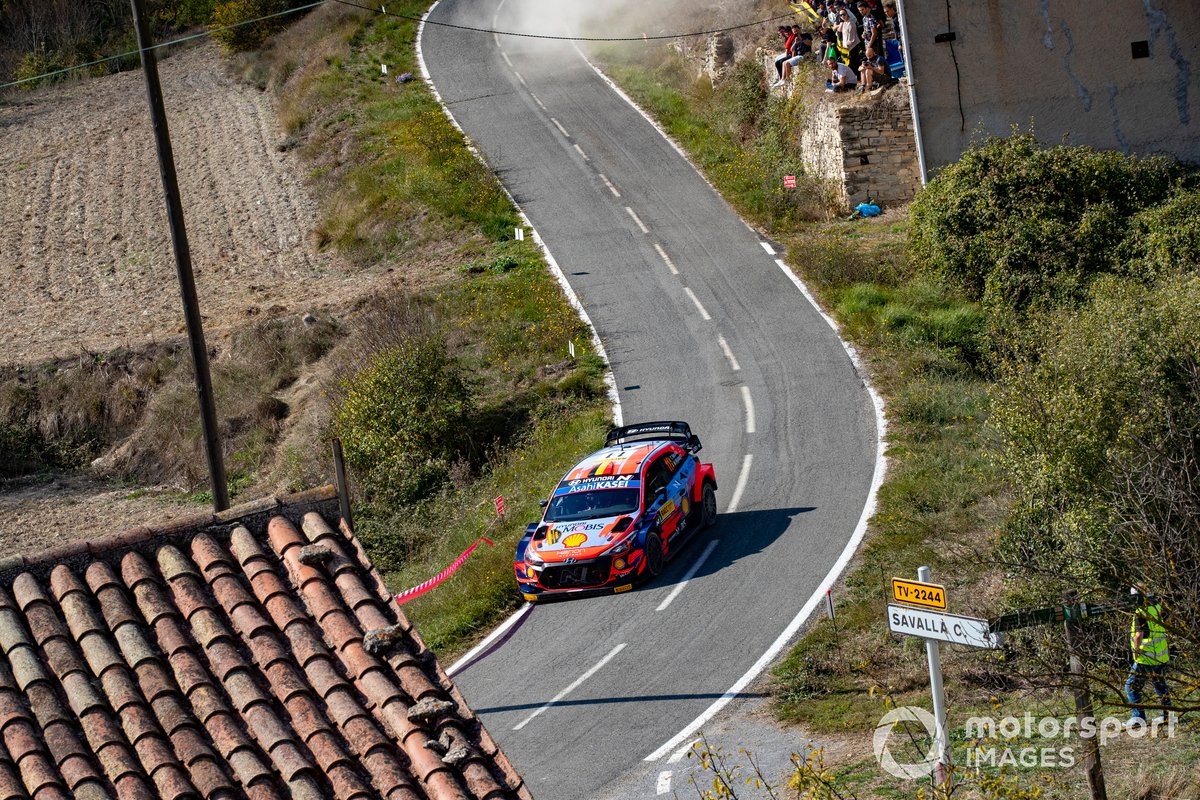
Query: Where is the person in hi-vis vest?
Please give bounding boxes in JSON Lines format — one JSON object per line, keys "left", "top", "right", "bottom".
{"left": 1125, "top": 584, "right": 1171, "bottom": 725}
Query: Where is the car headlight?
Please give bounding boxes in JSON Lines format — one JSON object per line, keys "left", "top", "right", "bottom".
{"left": 606, "top": 535, "right": 633, "bottom": 556}
{"left": 526, "top": 545, "right": 544, "bottom": 566}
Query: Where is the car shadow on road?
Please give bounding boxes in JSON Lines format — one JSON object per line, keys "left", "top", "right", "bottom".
{"left": 657, "top": 506, "right": 816, "bottom": 586}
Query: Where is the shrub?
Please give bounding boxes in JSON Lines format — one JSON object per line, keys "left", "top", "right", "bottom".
{"left": 333, "top": 336, "right": 474, "bottom": 505}
{"left": 211, "top": 0, "right": 286, "bottom": 52}
{"left": 1122, "top": 188, "right": 1200, "bottom": 279}
{"left": 908, "top": 132, "right": 1177, "bottom": 312}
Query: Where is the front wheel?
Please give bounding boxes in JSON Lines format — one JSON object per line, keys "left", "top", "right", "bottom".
{"left": 701, "top": 481, "right": 717, "bottom": 528}
{"left": 644, "top": 532, "right": 664, "bottom": 579}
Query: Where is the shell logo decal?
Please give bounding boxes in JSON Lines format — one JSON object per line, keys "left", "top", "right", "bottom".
{"left": 563, "top": 533, "right": 589, "bottom": 548}
{"left": 682, "top": 496, "right": 690, "bottom": 516}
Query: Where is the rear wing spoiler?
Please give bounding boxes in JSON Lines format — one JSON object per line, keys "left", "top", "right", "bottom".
{"left": 605, "top": 420, "right": 702, "bottom": 452}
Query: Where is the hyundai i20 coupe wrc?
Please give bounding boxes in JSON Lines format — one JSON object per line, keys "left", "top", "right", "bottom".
{"left": 514, "top": 421, "right": 717, "bottom": 600}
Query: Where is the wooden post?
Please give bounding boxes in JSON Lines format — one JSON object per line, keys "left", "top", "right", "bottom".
{"left": 1063, "top": 590, "right": 1107, "bottom": 800}
{"left": 332, "top": 438, "right": 355, "bottom": 533}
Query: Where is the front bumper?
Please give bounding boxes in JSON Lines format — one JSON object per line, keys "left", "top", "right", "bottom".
{"left": 516, "top": 550, "right": 644, "bottom": 600}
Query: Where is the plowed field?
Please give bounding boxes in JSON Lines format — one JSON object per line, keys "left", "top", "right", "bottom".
{"left": 0, "top": 43, "right": 362, "bottom": 365}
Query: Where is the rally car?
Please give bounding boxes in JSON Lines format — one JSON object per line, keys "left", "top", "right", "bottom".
{"left": 514, "top": 421, "right": 717, "bottom": 600}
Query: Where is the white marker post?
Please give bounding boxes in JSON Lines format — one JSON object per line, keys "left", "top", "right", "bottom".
{"left": 381, "top": 64, "right": 388, "bottom": 75}
{"left": 569, "top": 340, "right": 576, "bottom": 358}
{"left": 515, "top": 227, "right": 524, "bottom": 241}
{"left": 918, "top": 566, "right": 950, "bottom": 790}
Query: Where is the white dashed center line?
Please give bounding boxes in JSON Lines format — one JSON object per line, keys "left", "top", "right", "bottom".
{"left": 716, "top": 335, "right": 740, "bottom": 371}
{"left": 726, "top": 454, "right": 753, "bottom": 514}
{"left": 530, "top": 93, "right": 546, "bottom": 109}
{"left": 599, "top": 173, "right": 622, "bottom": 198}
{"left": 512, "top": 70, "right": 527, "bottom": 86}
{"left": 625, "top": 206, "right": 649, "bottom": 233}
{"left": 760, "top": 241, "right": 776, "bottom": 255}
{"left": 682, "top": 287, "right": 711, "bottom": 320}
{"left": 500, "top": 51, "right": 513, "bottom": 67}
{"left": 513, "top": 643, "right": 626, "bottom": 730}
{"left": 653, "top": 243, "right": 679, "bottom": 275}
{"left": 550, "top": 117, "right": 569, "bottom": 137}
{"left": 573, "top": 143, "right": 590, "bottom": 161}
{"left": 741, "top": 386, "right": 756, "bottom": 433}
{"left": 656, "top": 771, "right": 673, "bottom": 795}
{"left": 656, "top": 539, "right": 719, "bottom": 611}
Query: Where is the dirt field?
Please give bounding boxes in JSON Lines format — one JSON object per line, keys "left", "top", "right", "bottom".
{"left": 0, "top": 43, "right": 369, "bottom": 366}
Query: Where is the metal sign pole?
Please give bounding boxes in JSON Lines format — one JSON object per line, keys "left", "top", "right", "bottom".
{"left": 918, "top": 566, "right": 951, "bottom": 789}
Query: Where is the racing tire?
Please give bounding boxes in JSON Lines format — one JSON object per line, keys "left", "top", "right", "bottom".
{"left": 701, "top": 480, "right": 717, "bottom": 528}
{"left": 644, "top": 532, "right": 664, "bottom": 579}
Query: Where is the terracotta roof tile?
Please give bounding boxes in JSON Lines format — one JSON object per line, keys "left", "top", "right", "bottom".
{"left": 0, "top": 496, "right": 530, "bottom": 800}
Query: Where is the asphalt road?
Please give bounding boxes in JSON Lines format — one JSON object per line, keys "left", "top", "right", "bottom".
{"left": 420, "top": 5, "right": 880, "bottom": 797}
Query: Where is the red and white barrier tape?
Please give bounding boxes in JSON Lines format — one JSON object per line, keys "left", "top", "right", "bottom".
{"left": 394, "top": 536, "right": 494, "bottom": 605}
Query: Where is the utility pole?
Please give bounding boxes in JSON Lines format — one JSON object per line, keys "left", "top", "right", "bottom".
{"left": 129, "top": 0, "right": 228, "bottom": 511}
{"left": 1063, "top": 590, "right": 1107, "bottom": 800}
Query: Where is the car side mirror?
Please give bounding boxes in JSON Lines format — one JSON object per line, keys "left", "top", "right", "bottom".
{"left": 539, "top": 499, "right": 548, "bottom": 509}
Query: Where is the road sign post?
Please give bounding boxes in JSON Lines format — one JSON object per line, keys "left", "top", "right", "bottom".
{"left": 918, "top": 566, "right": 950, "bottom": 790}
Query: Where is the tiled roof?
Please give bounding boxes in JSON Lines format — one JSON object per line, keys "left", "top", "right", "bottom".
{"left": 0, "top": 488, "right": 531, "bottom": 800}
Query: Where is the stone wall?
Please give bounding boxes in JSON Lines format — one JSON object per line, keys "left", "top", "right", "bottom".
{"left": 799, "top": 89, "right": 921, "bottom": 210}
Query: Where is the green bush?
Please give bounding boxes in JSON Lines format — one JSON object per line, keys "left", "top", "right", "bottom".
{"left": 1122, "top": 188, "right": 1200, "bottom": 278}
{"left": 908, "top": 132, "right": 1177, "bottom": 312}
{"left": 333, "top": 336, "right": 474, "bottom": 505}
{"left": 992, "top": 274, "right": 1200, "bottom": 591}
{"left": 211, "top": 0, "right": 286, "bottom": 52}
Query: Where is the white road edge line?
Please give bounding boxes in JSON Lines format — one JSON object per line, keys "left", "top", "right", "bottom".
{"left": 418, "top": 0, "right": 622, "bottom": 431}
{"left": 668, "top": 739, "right": 696, "bottom": 764}
{"left": 600, "top": 173, "right": 622, "bottom": 198}
{"left": 656, "top": 539, "right": 719, "bottom": 612}
{"left": 653, "top": 242, "right": 679, "bottom": 275}
{"left": 573, "top": 142, "right": 590, "bottom": 161}
{"left": 550, "top": 117, "right": 569, "bottom": 137}
{"left": 716, "top": 335, "right": 740, "bottom": 371}
{"left": 725, "top": 454, "right": 753, "bottom": 514}
{"left": 446, "top": 602, "right": 534, "bottom": 676}
{"left": 740, "top": 386, "right": 756, "bottom": 434}
{"left": 625, "top": 206, "right": 650, "bottom": 233}
{"left": 656, "top": 771, "right": 672, "bottom": 795}
{"left": 683, "top": 287, "right": 711, "bottom": 320}
{"left": 760, "top": 241, "right": 775, "bottom": 255}
{"left": 501, "top": 51, "right": 512, "bottom": 67}
{"left": 514, "top": 643, "right": 626, "bottom": 730}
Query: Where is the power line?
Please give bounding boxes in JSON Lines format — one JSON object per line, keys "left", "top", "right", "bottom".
{"left": 0, "top": 0, "right": 326, "bottom": 90}
{"left": 332, "top": 0, "right": 797, "bottom": 41}
{"left": 3, "top": 1, "right": 796, "bottom": 90}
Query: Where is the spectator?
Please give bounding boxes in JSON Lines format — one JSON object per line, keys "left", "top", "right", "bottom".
{"left": 773, "top": 25, "right": 797, "bottom": 80}
{"left": 837, "top": 5, "right": 864, "bottom": 70}
{"left": 819, "top": 25, "right": 839, "bottom": 62}
{"left": 825, "top": 56, "right": 858, "bottom": 92}
{"left": 858, "top": 44, "right": 890, "bottom": 93}
{"left": 857, "top": 1, "right": 880, "bottom": 53}
{"left": 882, "top": 2, "right": 900, "bottom": 42}
{"left": 775, "top": 32, "right": 814, "bottom": 87}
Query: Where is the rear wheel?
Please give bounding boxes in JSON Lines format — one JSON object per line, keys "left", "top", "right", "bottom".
{"left": 701, "top": 481, "right": 717, "bottom": 528}
{"left": 644, "top": 532, "right": 664, "bottom": 579}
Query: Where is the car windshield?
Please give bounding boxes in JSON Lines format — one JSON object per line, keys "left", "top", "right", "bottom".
{"left": 544, "top": 488, "right": 640, "bottom": 522}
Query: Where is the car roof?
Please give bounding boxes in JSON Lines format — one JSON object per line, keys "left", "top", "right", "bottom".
{"left": 562, "top": 441, "right": 671, "bottom": 482}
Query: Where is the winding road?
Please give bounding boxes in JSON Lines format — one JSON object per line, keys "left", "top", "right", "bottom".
{"left": 420, "top": 4, "right": 882, "bottom": 797}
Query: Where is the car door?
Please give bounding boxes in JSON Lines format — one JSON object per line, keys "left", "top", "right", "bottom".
{"left": 646, "top": 449, "right": 690, "bottom": 548}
